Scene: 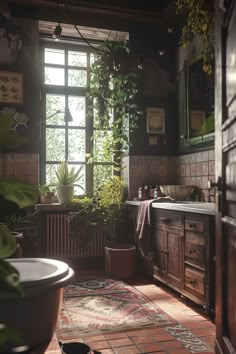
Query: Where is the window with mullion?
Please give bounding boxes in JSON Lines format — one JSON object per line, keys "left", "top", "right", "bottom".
{"left": 40, "top": 42, "right": 113, "bottom": 196}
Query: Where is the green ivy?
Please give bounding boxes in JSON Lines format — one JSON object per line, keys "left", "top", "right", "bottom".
{"left": 176, "top": 0, "right": 215, "bottom": 74}
{"left": 87, "top": 40, "right": 143, "bottom": 171}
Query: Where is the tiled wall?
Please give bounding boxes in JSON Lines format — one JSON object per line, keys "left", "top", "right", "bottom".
{"left": 122, "top": 149, "right": 215, "bottom": 202}
{"left": 176, "top": 149, "right": 215, "bottom": 202}
{"left": 0, "top": 153, "right": 39, "bottom": 186}
{"left": 122, "top": 155, "right": 177, "bottom": 200}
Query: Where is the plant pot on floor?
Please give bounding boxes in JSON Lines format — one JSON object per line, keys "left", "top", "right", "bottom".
{"left": 105, "top": 243, "right": 136, "bottom": 279}
{"left": 56, "top": 185, "right": 74, "bottom": 204}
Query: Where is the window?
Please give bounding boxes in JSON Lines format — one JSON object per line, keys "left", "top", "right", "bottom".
{"left": 40, "top": 43, "right": 113, "bottom": 195}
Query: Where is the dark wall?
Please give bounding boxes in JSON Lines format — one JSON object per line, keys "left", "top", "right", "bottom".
{"left": 0, "top": 16, "right": 40, "bottom": 153}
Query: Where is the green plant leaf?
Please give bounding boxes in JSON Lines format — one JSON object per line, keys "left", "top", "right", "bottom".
{"left": 0, "top": 178, "right": 38, "bottom": 208}
{"left": 0, "top": 224, "right": 16, "bottom": 258}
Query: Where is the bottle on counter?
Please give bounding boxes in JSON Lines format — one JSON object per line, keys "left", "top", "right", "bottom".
{"left": 154, "top": 185, "right": 161, "bottom": 199}
{"left": 138, "top": 186, "right": 144, "bottom": 200}
{"left": 144, "top": 185, "right": 150, "bottom": 200}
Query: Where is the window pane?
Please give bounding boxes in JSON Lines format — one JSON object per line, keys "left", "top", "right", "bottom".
{"left": 68, "top": 96, "right": 85, "bottom": 127}
{"left": 71, "top": 164, "right": 85, "bottom": 195}
{"left": 46, "top": 164, "right": 58, "bottom": 185}
{"left": 90, "top": 53, "right": 95, "bottom": 66}
{"left": 46, "top": 94, "right": 65, "bottom": 125}
{"left": 45, "top": 67, "right": 65, "bottom": 85}
{"left": 68, "top": 129, "right": 85, "bottom": 162}
{"left": 68, "top": 69, "right": 87, "bottom": 87}
{"left": 94, "top": 165, "right": 113, "bottom": 191}
{"left": 45, "top": 48, "right": 65, "bottom": 65}
{"left": 93, "top": 130, "right": 113, "bottom": 162}
{"left": 46, "top": 128, "right": 65, "bottom": 161}
{"left": 68, "top": 51, "right": 87, "bottom": 67}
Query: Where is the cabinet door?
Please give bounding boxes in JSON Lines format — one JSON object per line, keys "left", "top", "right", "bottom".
{"left": 154, "top": 228, "right": 167, "bottom": 275}
{"left": 166, "top": 229, "right": 183, "bottom": 288}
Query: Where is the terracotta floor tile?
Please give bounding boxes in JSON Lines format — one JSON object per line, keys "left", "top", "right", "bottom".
{"left": 83, "top": 334, "right": 106, "bottom": 342}
{"left": 191, "top": 328, "right": 215, "bottom": 336}
{"left": 105, "top": 333, "right": 128, "bottom": 339}
{"left": 168, "top": 349, "right": 192, "bottom": 354}
{"left": 151, "top": 332, "right": 175, "bottom": 342}
{"left": 131, "top": 335, "right": 153, "bottom": 344}
{"left": 109, "top": 338, "right": 133, "bottom": 347}
{"left": 114, "top": 345, "right": 142, "bottom": 353}
{"left": 137, "top": 342, "right": 163, "bottom": 352}
{"left": 86, "top": 340, "right": 111, "bottom": 350}
{"left": 100, "top": 349, "right": 115, "bottom": 354}
{"left": 160, "top": 339, "right": 185, "bottom": 350}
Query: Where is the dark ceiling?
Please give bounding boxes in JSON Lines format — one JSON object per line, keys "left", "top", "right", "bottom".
{"left": 7, "top": 0, "right": 178, "bottom": 30}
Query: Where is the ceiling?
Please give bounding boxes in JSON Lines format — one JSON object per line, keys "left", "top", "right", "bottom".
{"left": 7, "top": 0, "right": 177, "bottom": 29}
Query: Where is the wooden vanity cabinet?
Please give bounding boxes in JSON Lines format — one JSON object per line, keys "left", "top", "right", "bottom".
{"left": 153, "top": 209, "right": 215, "bottom": 316}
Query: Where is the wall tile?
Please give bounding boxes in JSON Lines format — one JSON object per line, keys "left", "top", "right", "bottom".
{"left": 185, "top": 164, "right": 191, "bottom": 176}
{"left": 196, "top": 162, "right": 202, "bottom": 176}
{"left": 202, "top": 161, "right": 209, "bottom": 176}
{"left": 209, "top": 160, "right": 215, "bottom": 176}
{"left": 190, "top": 163, "right": 196, "bottom": 176}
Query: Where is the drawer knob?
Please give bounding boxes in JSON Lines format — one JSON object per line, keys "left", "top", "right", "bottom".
{"left": 189, "top": 279, "right": 197, "bottom": 285}
{"left": 189, "top": 249, "right": 196, "bottom": 254}
{"left": 189, "top": 223, "right": 196, "bottom": 228}
{"left": 160, "top": 217, "right": 170, "bottom": 223}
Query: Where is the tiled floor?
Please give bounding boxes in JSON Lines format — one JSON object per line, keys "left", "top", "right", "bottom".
{"left": 46, "top": 271, "right": 216, "bottom": 354}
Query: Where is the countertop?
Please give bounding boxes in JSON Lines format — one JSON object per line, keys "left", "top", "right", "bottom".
{"left": 125, "top": 200, "right": 217, "bottom": 215}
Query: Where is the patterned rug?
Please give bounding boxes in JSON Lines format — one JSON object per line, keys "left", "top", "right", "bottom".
{"left": 56, "top": 278, "right": 176, "bottom": 339}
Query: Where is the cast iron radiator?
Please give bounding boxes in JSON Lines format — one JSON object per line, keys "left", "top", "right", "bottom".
{"left": 44, "top": 212, "right": 105, "bottom": 258}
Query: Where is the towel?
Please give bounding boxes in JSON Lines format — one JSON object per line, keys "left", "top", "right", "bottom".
{"left": 136, "top": 196, "right": 175, "bottom": 277}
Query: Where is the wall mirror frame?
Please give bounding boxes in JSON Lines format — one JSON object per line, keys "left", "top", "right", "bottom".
{"left": 178, "top": 56, "right": 215, "bottom": 152}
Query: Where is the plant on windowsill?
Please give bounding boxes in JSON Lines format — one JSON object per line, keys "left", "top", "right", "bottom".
{"left": 87, "top": 40, "right": 143, "bottom": 172}
{"left": 176, "top": 0, "right": 215, "bottom": 74}
{"left": 52, "top": 161, "right": 84, "bottom": 204}
{"left": 37, "top": 184, "right": 56, "bottom": 204}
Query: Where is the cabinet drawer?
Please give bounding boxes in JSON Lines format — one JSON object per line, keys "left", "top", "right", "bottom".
{"left": 185, "top": 241, "right": 205, "bottom": 263}
{"left": 156, "top": 212, "right": 183, "bottom": 227}
{"left": 185, "top": 219, "right": 204, "bottom": 233}
{"left": 185, "top": 267, "right": 205, "bottom": 296}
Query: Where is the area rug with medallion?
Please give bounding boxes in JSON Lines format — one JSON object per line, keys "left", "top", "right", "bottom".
{"left": 56, "top": 278, "right": 176, "bottom": 339}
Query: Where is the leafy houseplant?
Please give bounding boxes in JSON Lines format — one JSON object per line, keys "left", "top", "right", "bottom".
{"left": 53, "top": 161, "right": 84, "bottom": 204}
{"left": 0, "top": 114, "right": 38, "bottom": 348}
{"left": 87, "top": 40, "right": 143, "bottom": 171}
{"left": 176, "top": 0, "right": 215, "bottom": 74}
{"left": 37, "top": 184, "right": 56, "bottom": 204}
{"left": 68, "top": 176, "right": 126, "bottom": 248}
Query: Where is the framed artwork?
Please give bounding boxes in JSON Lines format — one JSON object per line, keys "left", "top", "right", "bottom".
{"left": 0, "top": 71, "right": 23, "bottom": 104}
{"left": 146, "top": 106, "right": 165, "bottom": 134}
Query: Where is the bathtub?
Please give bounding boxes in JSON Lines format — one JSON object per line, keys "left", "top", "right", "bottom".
{"left": 0, "top": 258, "right": 74, "bottom": 353}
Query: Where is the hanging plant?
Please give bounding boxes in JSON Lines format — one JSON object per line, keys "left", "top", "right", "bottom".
{"left": 87, "top": 40, "right": 143, "bottom": 171}
{"left": 176, "top": 0, "right": 215, "bottom": 74}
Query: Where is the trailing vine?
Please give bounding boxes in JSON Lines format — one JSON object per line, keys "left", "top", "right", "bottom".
{"left": 176, "top": 0, "right": 215, "bottom": 74}
{"left": 87, "top": 40, "right": 143, "bottom": 171}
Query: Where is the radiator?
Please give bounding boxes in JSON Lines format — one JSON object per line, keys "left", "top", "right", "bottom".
{"left": 45, "top": 212, "right": 105, "bottom": 258}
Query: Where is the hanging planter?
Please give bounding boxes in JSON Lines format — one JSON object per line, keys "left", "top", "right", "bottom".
{"left": 87, "top": 40, "right": 143, "bottom": 171}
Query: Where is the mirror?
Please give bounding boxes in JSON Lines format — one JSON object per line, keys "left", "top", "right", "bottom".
{"left": 187, "top": 58, "right": 214, "bottom": 140}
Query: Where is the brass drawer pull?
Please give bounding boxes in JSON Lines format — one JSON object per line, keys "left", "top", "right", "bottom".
{"left": 189, "top": 279, "right": 197, "bottom": 285}
{"left": 189, "top": 249, "right": 196, "bottom": 254}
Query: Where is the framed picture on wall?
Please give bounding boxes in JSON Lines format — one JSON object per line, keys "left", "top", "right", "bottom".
{"left": 146, "top": 106, "right": 165, "bottom": 134}
{"left": 0, "top": 71, "right": 23, "bottom": 104}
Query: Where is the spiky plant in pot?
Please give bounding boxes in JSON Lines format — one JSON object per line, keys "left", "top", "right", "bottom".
{"left": 54, "top": 161, "right": 84, "bottom": 204}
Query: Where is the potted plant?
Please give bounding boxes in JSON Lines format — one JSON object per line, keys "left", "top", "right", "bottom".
{"left": 37, "top": 184, "right": 56, "bottom": 204}
{"left": 53, "top": 161, "right": 84, "bottom": 204}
